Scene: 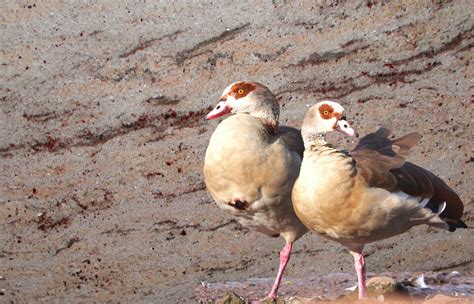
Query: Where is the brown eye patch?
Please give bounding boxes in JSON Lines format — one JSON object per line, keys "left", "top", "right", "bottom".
{"left": 230, "top": 82, "right": 256, "bottom": 99}
{"left": 319, "top": 104, "right": 334, "bottom": 119}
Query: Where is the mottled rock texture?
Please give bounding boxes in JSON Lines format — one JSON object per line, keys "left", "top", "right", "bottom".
{"left": 1, "top": 1, "right": 472, "bottom": 303}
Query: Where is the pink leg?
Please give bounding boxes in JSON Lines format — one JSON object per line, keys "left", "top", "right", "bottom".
{"left": 350, "top": 250, "right": 367, "bottom": 299}
{"left": 264, "top": 242, "right": 293, "bottom": 300}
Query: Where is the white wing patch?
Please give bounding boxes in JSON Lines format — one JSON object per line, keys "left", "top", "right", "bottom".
{"left": 393, "top": 191, "right": 432, "bottom": 209}
{"left": 437, "top": 201, "right": 446, "bottom": 215}
{"left": 394, "top": 191, "right": 449, "bottom": 230}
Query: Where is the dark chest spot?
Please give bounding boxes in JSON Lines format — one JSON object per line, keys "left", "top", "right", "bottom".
{"left": 227, "top": 199, "right": 249, "bottom": 210}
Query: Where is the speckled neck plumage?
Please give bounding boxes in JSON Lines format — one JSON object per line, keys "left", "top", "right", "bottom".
{"left": 303, "top": 133, "right": 331, "bottom": 151}
{"left": 263, "top": 121, "right": 278, "bottom": 135}
{"left": 250, "top": 99, "right": 279, "bottom": 135}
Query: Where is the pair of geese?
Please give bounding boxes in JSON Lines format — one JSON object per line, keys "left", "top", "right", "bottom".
{"left": 203, "top": 81, "right": 466, "bottom": 301}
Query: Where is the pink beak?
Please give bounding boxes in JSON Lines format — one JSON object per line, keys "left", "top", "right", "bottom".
{"left": 336, "top": 119, "right": 358, "bottom": 137}
{"left": 206, "top": 101, "right": 232, "bottom": 120}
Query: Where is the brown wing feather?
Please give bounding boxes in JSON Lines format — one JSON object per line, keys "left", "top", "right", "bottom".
{"left": 351, "top": 126, "right": 421, "bottom": 191}
{"left": 351, "top": 127, "right": 465, "bottom": 228}
{"left": 278, "top": 126, "right": 304, "bottom": 158}
{"left": 392, "top": 162, "right": 465, "bottom": 224}
{"left": 353, "top": 126, "right": 421, "bottom": 161}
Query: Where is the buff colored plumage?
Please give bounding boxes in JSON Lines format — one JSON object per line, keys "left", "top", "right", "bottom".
{"left": 204, "top": 81, "right": 307, "bottom": 301}
{"left": 292, "top": 101, "right": 467, "bottom": 299}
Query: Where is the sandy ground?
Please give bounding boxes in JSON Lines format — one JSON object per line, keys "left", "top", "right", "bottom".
{"left": 1, "top": 1, "right": 473, "bottom": 303}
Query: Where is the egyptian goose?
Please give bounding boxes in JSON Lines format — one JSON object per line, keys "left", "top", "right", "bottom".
{"left": 292, "top": 101, "right": 467, "bottom": 299}
{"left": 203, "top": 81, "right": 308, "bottom": 300}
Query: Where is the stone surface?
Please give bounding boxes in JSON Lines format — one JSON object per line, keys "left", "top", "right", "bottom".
{"left": 1, "top": 1, "right": 473, "bottom": 303}
{"left": 197, "top": 272, "right": 473, "bottom": 303}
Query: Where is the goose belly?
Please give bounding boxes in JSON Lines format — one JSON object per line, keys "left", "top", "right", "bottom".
{"left": 292, "top": 156, "right": 356, "bottom": 237}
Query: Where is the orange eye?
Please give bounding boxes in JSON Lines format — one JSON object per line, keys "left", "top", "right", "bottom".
{"left": 237, "top": 89, "right": 244, "bottom": 94}
{"left": 323, "top": 110, "right": 330, "bottom": 116}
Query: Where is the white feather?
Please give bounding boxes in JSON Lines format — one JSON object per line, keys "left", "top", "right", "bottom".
{"left": 437, "top": 201, "right": 446, "bottom": 215}
{"left": 415, "top": 274, "right": 428, "bottom": 289}
{"left": 393, "top": 191, "right": 432, "bottom": 209}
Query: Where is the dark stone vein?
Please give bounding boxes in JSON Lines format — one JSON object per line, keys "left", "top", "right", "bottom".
{"left": 119, "top": 30, "right": 184, "bottom": 58}
{"left": 145, "top": 95, "right": 181, "bottom": 106}
{"left": 389, "top": 27, "right": 473, "bottom": 66}
{"left": 431, "top": 259, "right": 473, "bottom": 272}
{"left": 0, "top": 107, "right": 212, "bottom": 156}
{"left": 455, "top": 42, "right": 474, "bottom": 54}
{"left": 150, "top": 219, "right": 240, "bottom": 233}
{"left": 175, "top": 23, "right": 250, "bottom": 65}
{"left": 277, "top": 62, "right": 441, "bottom": 99}
{"left": 53, "top": 237, "right": 81, "bottom": 256}
{"left": 382, "top": 22, "right": 415, "bottom": 35}
{"left": 254, "top": 45, "right": 291, "bottom": 62}
{"left": 21, "top": 109, "right": 74, "bottom": 124}
{"left": 340, "top": 38, "right": 365, "bottom": 49}
{"left": 287, "top": 43, "right": 369, "bottom": 68}
{"left": 100, "top": 228, "right": 136, "bottom": 235}
{"left": 22, "top": 111, "right": 59, "bottom": 122}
